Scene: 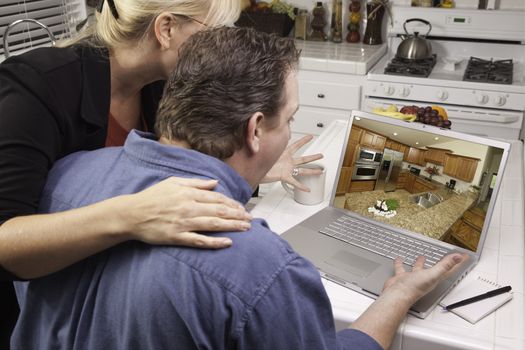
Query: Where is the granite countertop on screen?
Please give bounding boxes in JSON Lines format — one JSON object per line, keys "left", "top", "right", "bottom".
{"left": 296, "top": 41, "right": 387, "bottom": 75}
{"left": 344, "top": 179, "right": 478, "bottom": 240}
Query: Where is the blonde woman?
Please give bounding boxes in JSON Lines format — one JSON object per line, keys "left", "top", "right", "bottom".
{"left": 0, "top": 0, "right": 321, "bottom": 339}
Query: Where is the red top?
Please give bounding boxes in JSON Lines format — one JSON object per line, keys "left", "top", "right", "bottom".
{"left": 105, "top": 112, "right": 148, "bottom": 147}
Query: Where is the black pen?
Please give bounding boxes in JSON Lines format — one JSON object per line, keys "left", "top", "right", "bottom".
{"left": 444, "top": 285, "right": 512, "bottom": 311}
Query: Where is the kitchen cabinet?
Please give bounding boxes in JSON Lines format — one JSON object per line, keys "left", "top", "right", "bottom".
{"left": 404, "top": 147, "right": 427, "bottom": 166}
{"left": 292, "top": 70, "right": 366, "bottom": 138}
{"left": 336, "top": 167, "right": 353, "bottom": 195}
{"left": 349, "top": 180, "right": 375, "bottom": 192}
{"left": 462, "top": 206, "right": 485, "bottom": 231}
{"left": 336, "top": 126, "right": 364, "bottom": 194}
{"left": 445, "top": 207, "right": 485, "bottom": 252}
{"left": 292, "top": 106, "right": 350, "bottom": 137}
{"left": 343, "top": 126, "right": 363, "bottom": 167}
{"left": 385, "top": 139, "right": 408, "bottom": 155}
{"left": 396, "top": 172, "right": 407, "bottom": 189}
{"left": 411, "top": 177, "right": 436, "bottom": 194}
{"left": 403, "top": 174, "right": 435, "bottom": 194}
{"left": 424, "top": 147, "right": 452, "bottom": 165}
{"left": 444, "top": 153, "right": 480, "bottom": 182}
{"left": 443, "top": 153, "right": 459, "bottom": 177}
{"left": 405, "top": 173, "right": 417, "bottom": 193}
{"left": 360, "top": 130, "right": 386, "bottom": 151}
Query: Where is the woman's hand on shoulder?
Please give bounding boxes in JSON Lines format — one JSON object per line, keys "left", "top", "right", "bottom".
{"left": 119, "top": 177, "right": 252, "bottom": 249}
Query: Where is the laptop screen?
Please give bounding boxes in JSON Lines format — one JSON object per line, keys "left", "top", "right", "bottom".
{"left": 332, "top": 113, "right": 509, "bottom": 253}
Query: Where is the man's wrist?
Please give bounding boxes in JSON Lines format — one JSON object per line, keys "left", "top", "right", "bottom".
{"left": 381, "top": 284, "right": 418, "bottom": 310}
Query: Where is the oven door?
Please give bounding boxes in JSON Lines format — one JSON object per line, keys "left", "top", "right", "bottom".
{"left": 352, "top": 162, "right": 380, "bottom": 180}
{"left": 362, "top": 97, "right": 524, "bottom": 140}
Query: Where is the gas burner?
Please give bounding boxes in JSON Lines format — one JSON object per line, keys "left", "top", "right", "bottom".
{"left": 384, "top": 55, "right": 437, "bottom": 78}
{"left": 463, "top": 57, "right": 513, "bottom": 84}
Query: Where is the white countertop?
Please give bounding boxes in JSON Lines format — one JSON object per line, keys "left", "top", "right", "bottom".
{"left": 296, "top": 41, "right": 388, "bottom": 75}
{"left": 251, "top": 120, "right": 525, "bottom": 350}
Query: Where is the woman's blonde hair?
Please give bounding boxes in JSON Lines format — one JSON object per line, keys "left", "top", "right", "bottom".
{"left": 58, "top": 0, "right": 241, "bottom": 48}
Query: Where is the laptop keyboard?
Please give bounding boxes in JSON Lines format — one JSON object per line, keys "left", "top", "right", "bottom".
{"left": 320, "top": 215, "right": 450, "bottom": 268}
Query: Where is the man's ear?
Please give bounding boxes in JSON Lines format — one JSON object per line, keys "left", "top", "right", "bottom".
{"left": 154, "top": 12, "right": 175, "bottom": 50}
{"left": 246, "top": 112, "right": 265, "bottom": 155}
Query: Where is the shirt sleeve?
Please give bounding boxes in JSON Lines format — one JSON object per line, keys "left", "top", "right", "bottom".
{"left": 0, "top": 60, "right": 64, "bottom": 225}
{"left": 235, "top": 256, "right": 383, "bottom": 350}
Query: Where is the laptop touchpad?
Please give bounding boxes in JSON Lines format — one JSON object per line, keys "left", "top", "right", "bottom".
{"left": 325, "top": 251, "right": 380, "bottom": 278}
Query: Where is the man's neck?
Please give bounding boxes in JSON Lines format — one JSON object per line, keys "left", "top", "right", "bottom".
{"left": 158, "top": 136, "right": 190, "bottom": 148}
{"left": 158, "top": 136, "right": 260, "bottom": 190}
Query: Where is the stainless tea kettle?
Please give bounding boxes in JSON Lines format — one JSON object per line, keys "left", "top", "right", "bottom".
{"left": 396, "top": 18, "right": 433, "bottom": 60}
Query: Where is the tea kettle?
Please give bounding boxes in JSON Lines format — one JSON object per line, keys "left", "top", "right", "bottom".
{"left": 396, "top": 18, "right": 433, "bottom": 60}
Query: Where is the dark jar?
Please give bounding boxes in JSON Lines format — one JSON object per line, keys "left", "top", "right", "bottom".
{"left": 363, "top": 2, "right": 385, "bottom": 45}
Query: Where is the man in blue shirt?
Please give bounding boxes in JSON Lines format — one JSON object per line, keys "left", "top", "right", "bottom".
{"left": 12, "top": 27, "right": 466, "bottom": 350}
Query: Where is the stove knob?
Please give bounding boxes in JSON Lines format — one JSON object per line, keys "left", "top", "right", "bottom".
{"left": 476, "top": 94, "right": 489, "bottom": 105}
{"left": 400, "top": 87, "right": 411, "bottom": 97}
{"left": 494, "top": 95, "right": 507, "bottom": 106}
{"left": 436, "top": 90, "right": 448, "bottom": 101}
{"left": 384, "top": 85, "right": 395, "bottom": 96}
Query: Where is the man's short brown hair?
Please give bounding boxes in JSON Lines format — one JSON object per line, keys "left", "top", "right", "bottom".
{"left": 155, "top": 27, "right": 300, "bottom": 159}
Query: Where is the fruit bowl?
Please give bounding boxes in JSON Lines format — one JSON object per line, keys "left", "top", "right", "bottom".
{"left": 407, "top": 105, "right": 451, "bottom": 128}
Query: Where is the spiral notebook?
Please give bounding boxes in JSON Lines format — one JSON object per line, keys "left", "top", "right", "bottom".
{"left": 439, "top": 276, "right": 513, "bottom": 324}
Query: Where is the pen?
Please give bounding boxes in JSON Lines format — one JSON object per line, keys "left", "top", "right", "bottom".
{"left": 444, "top": 285, "right": 512, "bottom": 311}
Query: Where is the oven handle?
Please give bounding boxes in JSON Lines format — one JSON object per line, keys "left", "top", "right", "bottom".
{"left": 449, "top": 112, "right": 520, "bottom": 124}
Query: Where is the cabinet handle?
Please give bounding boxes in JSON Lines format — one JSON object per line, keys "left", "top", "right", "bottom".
{"left": 316, "top": 122, "right": 324, "bottom": 128}
{"left": 317, "top": 93, "right": 325, "bottom": 99}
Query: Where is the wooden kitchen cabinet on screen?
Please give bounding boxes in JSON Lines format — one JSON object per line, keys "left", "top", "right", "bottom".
{"left": 385, "top": 139, "right": 408, "bottom": 154}
{"left": 336, "top": 167, "right": 353, "bottom": 195}
{"left": 360, "top": 130, "right": 386, "bottom": 151}
{"left": 411, "top": 177, "right": 436, "bottom": 194}
{"left": 424, "top": 147, "right": 452, "bottom": 165}
{"left": 336, "top": 126, "right": 363, "bottom": 194}
{"left": 396, "top": 172, "right": 407, "bottom": 189}
{"left": 343, "top": 126, "right": 363, "bottom": 166}
{"left": 404, "top": 147, "right": 427, "bottom": 166}
{"left": 444, "top": 153, "right": 480, "bottom": 182}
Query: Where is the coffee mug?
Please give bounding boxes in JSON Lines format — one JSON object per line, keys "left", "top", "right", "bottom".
{"left": 281, "top": 163, "right": 326, "bottom": 205}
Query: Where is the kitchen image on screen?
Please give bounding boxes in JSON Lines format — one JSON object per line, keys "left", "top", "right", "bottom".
{"left": 333, "top": 118, "right": 504, "bottom": 252}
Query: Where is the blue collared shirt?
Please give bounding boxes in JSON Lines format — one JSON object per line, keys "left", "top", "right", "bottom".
{"left": 12, "top": 131, "right": 381, "bottom": 350}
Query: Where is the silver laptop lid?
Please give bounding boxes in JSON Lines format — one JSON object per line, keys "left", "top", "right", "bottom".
{"left": 329, "top": 110, "right": 511, "bottom": 258}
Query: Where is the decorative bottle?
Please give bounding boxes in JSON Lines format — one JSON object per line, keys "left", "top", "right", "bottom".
{"left": 330, "top": 0, "right": 343, "bottom": 43}
{"left": 294, "top": 9, "right": 308, "bottom": 40}
{"left": 363, "top": 1, "right": 385, "bottom": 45}
{"left": 346, "top": 1, "right": 361, "bottom": 43}
{"left": 310, "top": 2, "right": 327, "bottom": 41}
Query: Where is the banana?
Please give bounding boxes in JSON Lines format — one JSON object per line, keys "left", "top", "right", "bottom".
{"left": 372, "top": 108, "right": 416, "bottom": 122}
{"left": 386, "top": 104, "right": 398, "bottom": 113}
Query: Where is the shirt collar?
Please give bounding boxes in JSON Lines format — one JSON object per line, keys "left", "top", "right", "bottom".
{"left": 123, "top": 130, "right": 253, "bottom": 204}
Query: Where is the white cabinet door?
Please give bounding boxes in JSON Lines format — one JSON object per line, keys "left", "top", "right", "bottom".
{"left": 299, "top": 79, "right": 361, "bottom": 111}
{"left": 292, "top": 105, "right": 350, "bottom": 136}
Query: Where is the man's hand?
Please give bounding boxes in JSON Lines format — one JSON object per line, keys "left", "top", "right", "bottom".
{"left": 382, "top": 254, "right": 469, "bottom": 305}
{"left": 351, "top": 253, "right": 469, "bottom": 349}
{"left": 261, "top": 135, "right": 323, "bottom": 192}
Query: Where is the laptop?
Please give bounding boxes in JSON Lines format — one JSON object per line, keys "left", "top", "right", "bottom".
{"left": 281, "top": 110, "right": 511, "bottom": 318}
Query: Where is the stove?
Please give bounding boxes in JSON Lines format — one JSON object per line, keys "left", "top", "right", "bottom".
{"left": 364, "top": 6, "right": 525, "bottom": 140}
{"left": 384, "top": 55, "right": 437, "bottom": 78}
{"left": 463, "top": 57, "right": 513, "bottom": 84}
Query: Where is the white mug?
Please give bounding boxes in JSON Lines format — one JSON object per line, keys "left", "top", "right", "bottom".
{"left": 281, "top": 163, "right": 326, "bottom": 205}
